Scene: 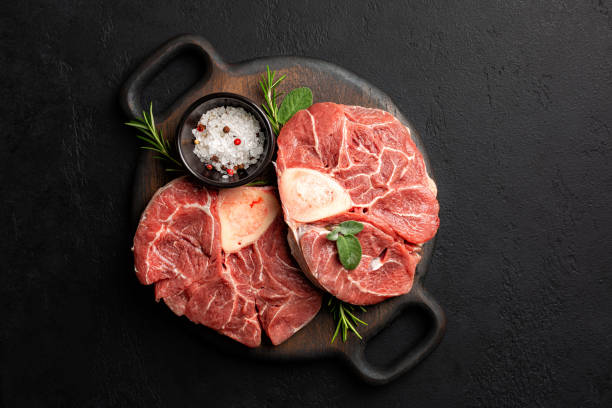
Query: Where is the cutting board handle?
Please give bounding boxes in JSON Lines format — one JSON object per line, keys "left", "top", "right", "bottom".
{"left": 119, "top": 34, "right": 225, "bottom": 121}
{"left": 346, "top": 286, "right": 446, "bottom": 385}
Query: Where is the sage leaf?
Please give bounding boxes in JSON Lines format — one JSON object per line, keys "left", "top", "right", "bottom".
{"left": 337, "top": 221, "right": 364, "bottom": 236}
{"left": 278, "top": 87, "right": 313, "bottom": 124}
{"left": 336, "top": 234, "right": 362, "bottom": 270}
{"left": 326, "top": 230, "right": 339, "bottom": 241}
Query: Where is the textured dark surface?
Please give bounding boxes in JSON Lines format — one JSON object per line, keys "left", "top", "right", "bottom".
{"left": 2, "top": 0, "right": 612, "bottom": 407}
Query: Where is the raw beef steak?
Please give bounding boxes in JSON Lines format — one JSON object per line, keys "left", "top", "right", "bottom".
{"left": 276, "top": 103, "right": 439, "bottom": 305}
{"left": 133, "top": 177, "right": 321, "bottom": 347}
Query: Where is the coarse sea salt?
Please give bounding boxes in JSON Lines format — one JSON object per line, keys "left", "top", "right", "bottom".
{"left": 192, "top": 106, "right": 264, "bottom": 174}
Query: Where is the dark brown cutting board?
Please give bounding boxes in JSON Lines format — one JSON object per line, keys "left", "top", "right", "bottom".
{"left": 120, "top": 34, "right": 446, "bottom": 385}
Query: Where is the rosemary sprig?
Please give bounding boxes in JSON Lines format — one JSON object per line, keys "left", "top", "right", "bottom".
{"left": 259, "top": 66, "right": 286, "bottom": 135}
{"left": 125, "top": 102, "right": 184, "bottom": 172}
{"left": 328, "top": 297, "right": 367, "bottom": 343}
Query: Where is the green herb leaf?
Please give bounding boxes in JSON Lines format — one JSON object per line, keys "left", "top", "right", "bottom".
{"left": 244, "top": 180, "right": 270, "bottom": 187}
{"left": 326, "top": 221, "right": 364, "bottom": 269}
{"left": 328, "top": 297, "right": 367, "bottom": 343}
{"left": 278, "top": 87, "right": 313, "bottom": 124}
{"left": 337, "top": 221, "right": 364, "bottom": 236}
{"left": 336, "top": 234, "right": 362, "bottom": 270}
{"left": 326, "top": 230, "right": 340, "bottom": 241}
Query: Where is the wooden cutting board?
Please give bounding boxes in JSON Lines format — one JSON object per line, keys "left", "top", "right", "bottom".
{"left": 121, "top": 34, "right": 445, "bottom": 385}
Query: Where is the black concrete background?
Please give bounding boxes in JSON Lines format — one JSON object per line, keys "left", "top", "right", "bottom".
{"left": 2, "top": 1, "right": 612, "bottom": 407}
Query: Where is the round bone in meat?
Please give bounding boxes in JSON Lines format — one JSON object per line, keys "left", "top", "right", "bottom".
{"left": 278, "top": 168, "right": 351, "bottom": 224}
{"left": 218, "top": 187, "right": 280, "bottom": 252}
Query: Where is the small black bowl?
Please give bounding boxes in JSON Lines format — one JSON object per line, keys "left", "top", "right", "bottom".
{"left": 176, "top": 92, "right": 275, "bottom": 188}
